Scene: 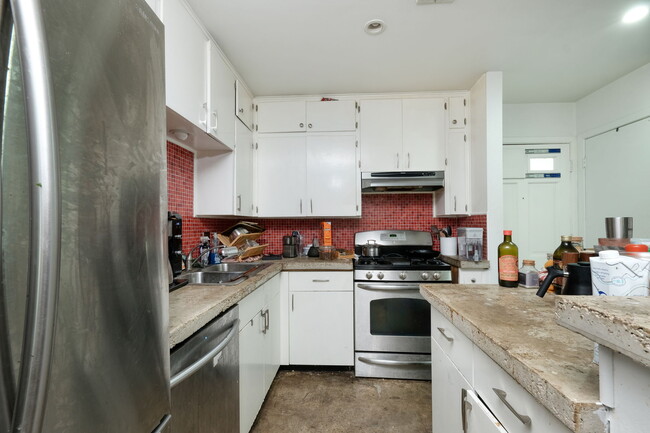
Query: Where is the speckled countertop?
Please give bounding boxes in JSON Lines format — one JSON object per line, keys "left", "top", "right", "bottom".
{"left": 556, "top": 296, "right": 650, "bottom": 368}
{"left": 169, "top": 257, "right": 352, "bottom": 348}
{"left": 420, "top": 284, "right": 604, "bottom": 433}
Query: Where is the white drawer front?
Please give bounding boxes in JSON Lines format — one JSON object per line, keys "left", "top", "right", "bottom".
{"left": 431, "top": 306, "right": 473, "bottom": 383}
{"left": 473, "top": 347, "right": 571, "bottom": 433}
{"left": 238, "top": 284, "right": 266, "bottom": 329}
{"left": 288, "top": 271, "right": 352, "bottom": 292}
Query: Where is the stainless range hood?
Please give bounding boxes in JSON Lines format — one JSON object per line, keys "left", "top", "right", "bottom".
{"left": 361, "top": 171, "right": 444, "bottom": 193}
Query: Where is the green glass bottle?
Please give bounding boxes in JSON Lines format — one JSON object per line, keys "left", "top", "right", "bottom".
{"left": 551, "top": 235, "right": 579, "bottom": 293}
{"left": 498, "top": 230, "right": 519, "bottom": 287}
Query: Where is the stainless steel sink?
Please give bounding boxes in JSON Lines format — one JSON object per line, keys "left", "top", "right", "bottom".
{"left": 185, "top": 262, "right": 271, "bottom": 286}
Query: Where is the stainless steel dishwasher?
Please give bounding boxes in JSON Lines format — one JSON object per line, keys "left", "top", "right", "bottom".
{"left": 170, "top": 305, "right": 239, "bottom": 433}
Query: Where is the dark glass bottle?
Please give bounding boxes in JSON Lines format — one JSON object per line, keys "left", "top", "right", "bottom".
{"left": 498, "top": 230, "right": 519, "bottom": 287}
{"left": 551, "top": 235, "right": 579, "bottom": 293}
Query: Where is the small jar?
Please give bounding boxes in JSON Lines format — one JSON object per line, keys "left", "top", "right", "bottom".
{"left": 518, "top": 260, "right": 539, "bottom": 289}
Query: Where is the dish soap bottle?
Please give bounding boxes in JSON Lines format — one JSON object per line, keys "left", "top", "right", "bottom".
{"left": 498, "top": 230, "right": 519, "bottom": 287}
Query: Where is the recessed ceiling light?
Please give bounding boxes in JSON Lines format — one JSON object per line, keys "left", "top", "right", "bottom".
{"left": 622, "top": 5, "right": 649, "bottom": 23}
{"left": 170, "top": 129, "right": 189, "bottom": 141}
{"left": 365, "top": 19, "right": 385, "bottom": 35}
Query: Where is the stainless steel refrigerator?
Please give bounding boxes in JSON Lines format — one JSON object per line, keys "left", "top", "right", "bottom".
{"left": 0, "top": 0, "right": 170, "bottom": 432}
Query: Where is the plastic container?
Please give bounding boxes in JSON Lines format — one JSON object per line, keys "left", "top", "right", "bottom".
{"left": 590, "top": 250, "right": 650, "bottom": 296}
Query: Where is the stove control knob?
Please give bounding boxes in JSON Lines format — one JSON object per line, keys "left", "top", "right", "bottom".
{"left": 399, "top": 272, "right": 407, "bottom": 280}
{"left": 377, "top": 272, "right": 385, "bottom": 280}
{"left": 421, "top": 272, "right": 430, "bottom": 280}
{"left": 432, "top": 272, "right": 441, "bottom": 281}
{"left": 366, "top": 272, "right": 373, "bottom": 280}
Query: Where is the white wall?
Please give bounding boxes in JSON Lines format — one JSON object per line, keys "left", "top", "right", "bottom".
{"left": 503, "top": 103, "right": 576, "bottom": 139}
{"left": 576, "top": 62, "right": 650, "bottom": 138}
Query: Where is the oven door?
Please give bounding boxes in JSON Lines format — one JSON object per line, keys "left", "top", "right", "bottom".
{"left": 354, "top": 282, "right": 431, "bottom": 354}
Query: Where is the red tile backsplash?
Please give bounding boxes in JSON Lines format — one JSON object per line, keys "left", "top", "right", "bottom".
{"left": 167, "top": 142, "right": 489, "bottom": 258}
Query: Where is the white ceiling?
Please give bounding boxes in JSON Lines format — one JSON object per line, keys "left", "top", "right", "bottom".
{"left": 186, "top": 0, "right": 650, "bottom": 103}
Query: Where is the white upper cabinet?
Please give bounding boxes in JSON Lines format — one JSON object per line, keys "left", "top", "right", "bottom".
{"left": 305, "top": 101, "right": 357, "bottom": 132}
{"left": 207, "top": 41, "right": 236, "bottom": 149}
{"left": 359, "top": 99, "right": 403, "bottom": 171}
{"left": 236, "top": 81, "right": 254, "bottom": 131}
{"left": 359, "top": 98, "right": 446, "bottom": 172}
{"left": 256, "top": 134, "right": 307, "bottom": 217}
{"left": 448, "top": 96, "right": 468, "bottom": 129}
{"left": 256, "top": 100, "right": 356, "bottom": 133}
{"left": 163, "top": 0, "right": 208, "bottom": 129}
{"left": 235, "top": 121, "right": 254, "bottom": 216}
{"left": 306, "top": 133, "right": 359, "bottom": 217}
{"left": 435, "top": 130, "right": 469, "bottom": 215}
{"left": 403, "top": 98, "right": 446, "bottom": 171}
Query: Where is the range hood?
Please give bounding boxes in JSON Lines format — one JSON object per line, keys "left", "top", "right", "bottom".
{"left": 361, "top": 171, "right": 444, "bottom": 193}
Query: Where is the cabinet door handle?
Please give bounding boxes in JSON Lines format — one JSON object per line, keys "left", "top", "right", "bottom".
{"left": 299, "top": 199, "right": 303, "bottom": 214}
{"left": 291, "top": 294, "right": 295, "bottom": 311}
{"left": 260, "top": 310, "right": 267, "bottom": 334}
{"left": 492, "top": 388, "right": 531, "bottom": 425}
{"left": 461, "top": 388, "right": 470, "bottom": 433}
{"left": 264, "top": 308, "right": 270, "bottom": 331}
{"left": 454, "top": 196, "right": 457, "bottom": 212}
{"left": 312, "top": 279, "right": 330, "bottom": 283}
{"left": 200, "top": 102, "right": 208, "bottom": 127}
{"left": 407, "top": 152, "right": 410, "bottom": 168}
{"left": 310, "top": 199, "right": 313, "bottom": 214}
{"left": 237, "top": 195, "right": 241, "bottom": 212}
{"left": 396, "top": 153, "right": 400, "bottom": 168}
{"left": 437, "top": 327, "right": 454, "bottom": 342}
{"left": 211, "top": 110, "right": 218, "bottom": 133}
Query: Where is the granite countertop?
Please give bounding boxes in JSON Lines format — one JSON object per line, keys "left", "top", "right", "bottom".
{"left": 556, "top": 296, "right": 650, "bottom": 368}
{"left": 439, "top": 254, "right": 490, "bottom": 269}
{"left": 169, "top": 257, "right": 353, "bottom": 348}
{"left": 420, "top": 284, "right": 604, "bottom": 433}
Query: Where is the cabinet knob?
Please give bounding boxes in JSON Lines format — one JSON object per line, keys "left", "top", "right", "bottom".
{"left": 452, "top": 119, "right": 457, "bottom": 124}
{"left": 308, "top": 123, "right": 312, "bottom": 128}
{"left": 299, "top": 123, "right": 304, "bottom": 128}
{"left": 238, "top": 108, "right": 244, "bottom": 114}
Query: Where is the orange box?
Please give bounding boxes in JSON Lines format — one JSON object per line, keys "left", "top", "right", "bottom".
{"left": 321, "top": 221, "right": 332, "bottom": 246}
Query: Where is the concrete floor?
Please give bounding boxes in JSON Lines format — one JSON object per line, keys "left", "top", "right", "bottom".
{"left": 250, "top": 370, "right": 432, "bottom": 433}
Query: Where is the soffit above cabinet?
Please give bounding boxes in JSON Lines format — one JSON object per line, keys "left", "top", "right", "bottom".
{"left": 185, "top": 0, "right": 650, "bottom": 103}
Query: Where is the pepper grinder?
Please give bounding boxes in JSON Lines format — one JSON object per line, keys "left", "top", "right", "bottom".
{"left": 308, "top": 237, "right": 320, "bottom": 257}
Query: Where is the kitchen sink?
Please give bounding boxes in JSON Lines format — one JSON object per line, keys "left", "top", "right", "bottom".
{"left": 186, "top": 262, "right": 271, "bottom": 285}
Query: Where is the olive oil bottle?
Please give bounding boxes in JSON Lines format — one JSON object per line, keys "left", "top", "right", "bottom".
{"left": 498, "top": 230, "right": 519, "bottom": 287}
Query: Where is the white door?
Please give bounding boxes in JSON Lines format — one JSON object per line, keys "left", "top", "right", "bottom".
{"left": 503, "top": 144, "right": 572, "bottom": 267}
{"left": 431, "top": 338, "right": 472, "bottom": 433}
{"left": 403, "top": 98, "right": 446, "bottom": 171}
{"left": 464, "top": 389, "right": 510, "bottom": 433}
{"left": 306, "top": 100, "right": 357, "bottom": 132}
{"left": 446, "top": 131, "right": 469, "bottom": 214}
{"left": 235, "top": 80, "right": 254, "bottom": 131}
{"left": 289, "top": 291, "right": 354, "bottom": 365}
{"left": 163, "top": 0, "right": 207, "bottom": 129}
{"left": 359, "top": 99, "right": 402, "bottom": 171}
{"left": 306, "top": 133, "right": 359, "bottom": 217}
{"left": 239, "top": 313, "right": 265, "bottom": 433}
{"left": 256, "top": 101, "right": 305, "bottom": 133}
{"left": 235, "top": 121, "right": 254, "bottom": 216}
{"left": 207, "top": 41, "right": 235, "bottom": 149}
{"left": 256, "top": 134, "right": 306, "bottom": 217}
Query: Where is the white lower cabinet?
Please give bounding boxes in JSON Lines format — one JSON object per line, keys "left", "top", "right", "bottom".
{"left": 288, "top": 272, "right": 354, "bottom": 365}
{"left": 239, "top": 275, "right": 280, "bottom": 433}
{"left": 458, "top": 269, "right": 490, "bottom": 284}
{"left": 431, "top": 306, "right": 571, "bottom": 433}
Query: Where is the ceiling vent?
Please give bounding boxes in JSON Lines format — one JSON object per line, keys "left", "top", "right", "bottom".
{"left": 416, "top": 0, "right": 454, "bottom": 4}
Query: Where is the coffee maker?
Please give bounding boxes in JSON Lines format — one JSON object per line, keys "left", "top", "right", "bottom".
{"left": 168, "top": 212, "right": 183, "bottom": 277}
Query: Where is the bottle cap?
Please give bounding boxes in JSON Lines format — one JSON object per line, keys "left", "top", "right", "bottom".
{"left": 625, "top": 244, "right": 649, "bottom": 252}
{"left": 522, "top": 259, "right": 535, "bottom": 266}
{"left": 503, "top": 230, "right": 512, "bottom": 235}
{"left": 561, "top": 235, "right": 572, "bottom": 241}
{"left": 599, "top": 250, "right": 620, "bottom": 259}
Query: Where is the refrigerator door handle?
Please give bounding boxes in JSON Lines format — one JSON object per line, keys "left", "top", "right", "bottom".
{"left": 170, "top": 319, "right": 239, "bottom": 388}
{"left": 9, "top": 0, "right": 62, "bottom": 432}
{"left": 151, "top": 414, "right": 172, "bottom": 433}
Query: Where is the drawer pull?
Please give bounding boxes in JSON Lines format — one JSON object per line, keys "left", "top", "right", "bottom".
{"left": 492, "top": 388, "right": 531, "bottom": 425}
{"left": 437, "top": 327, "right": 454, "bottom": 342}
{"left": 312, "top": 279, "right": 330, "bottom": 283}
{"left": 461, "top": 388, "right": 470, "bottom": 433}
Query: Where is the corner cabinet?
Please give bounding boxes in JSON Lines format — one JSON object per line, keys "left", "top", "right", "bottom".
{"left": 236, "top": 81, "right": 254, "bottom": 131}
{"left": 207, "top": 41, "right": 236, "bottom": 149}
{"left": 358, "top": 98, "right": 446, "bottom": 172}
{"left": 434, "top": 130, "right": 469, "bottom": 215}
{"left": 239, "top": 275, "right": 281, "bottom": 433}
{"left": 255, "top": 132, "right": 360, "bottom": 217}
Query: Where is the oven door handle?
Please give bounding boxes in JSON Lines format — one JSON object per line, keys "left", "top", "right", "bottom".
{"left": 357, "top": 356, "right": 431, "bottom": 367}
{"left": 357, "top": 283, "right": 421, "bottom": 291}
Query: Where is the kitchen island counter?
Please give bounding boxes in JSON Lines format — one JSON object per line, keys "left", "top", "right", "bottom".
{"left": 420, "top": 284, "right": 604, "bottom": 433}
{"left": 169, "top": 258, "right": 353, "bottom": 348}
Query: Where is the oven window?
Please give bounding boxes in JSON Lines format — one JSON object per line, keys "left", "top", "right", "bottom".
{"left": 369, "top": 298, "right": 431, "bottom": 336}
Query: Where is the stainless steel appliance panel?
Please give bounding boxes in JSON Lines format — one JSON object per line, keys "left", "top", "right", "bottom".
{"left": 170, "top": 306, "right": 239, "bottom": 433}
{"left": 355, "top": 352, "right": 431, "bottom": 380}
{"left": 1, "top": 0, "right": 170, "bottom": 431}
{"left": 354, "top": 283, "right": 432, "bottom": 354}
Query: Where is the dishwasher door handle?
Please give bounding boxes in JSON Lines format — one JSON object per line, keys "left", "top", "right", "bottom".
{"left": 357, "top": 356, "right": 431, "bottom": 367}
{"left": 170, "top": 319, "right": 239, "bottom": 388}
